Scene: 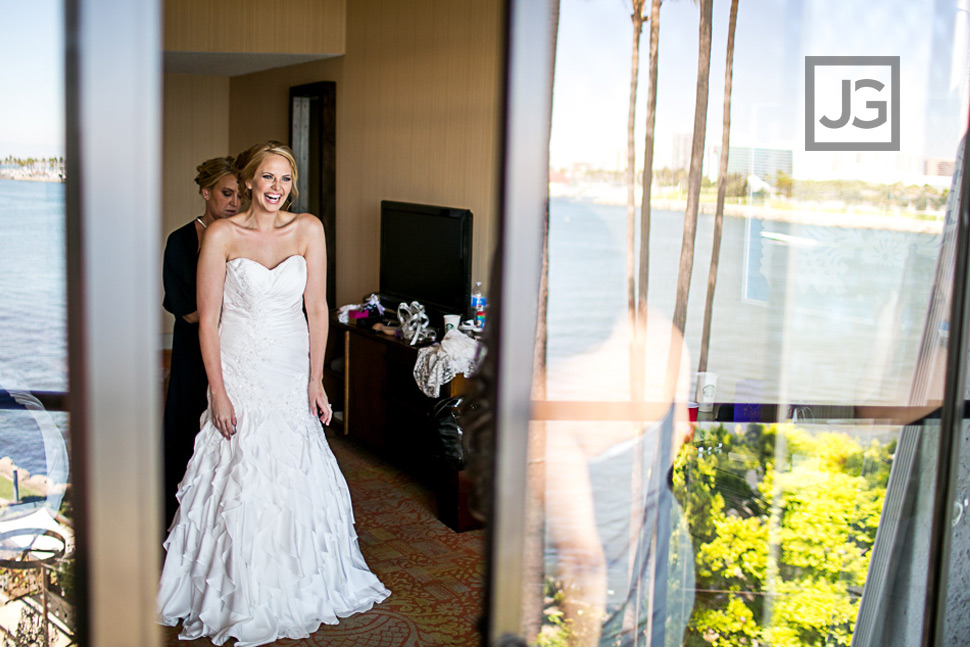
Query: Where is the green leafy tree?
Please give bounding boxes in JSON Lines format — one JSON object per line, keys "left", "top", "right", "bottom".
{"left": 724, "top": 173, "right": 748, "bottom": 198}
{"left": 775, "top": 170, "right": 794, "bottom": 198}
{"left": 672, "top": 423, "right": 893, "bottom": 647}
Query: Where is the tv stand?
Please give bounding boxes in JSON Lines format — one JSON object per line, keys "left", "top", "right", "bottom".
{"left": 325, "top": 314, "right": 482, "bottom": 532}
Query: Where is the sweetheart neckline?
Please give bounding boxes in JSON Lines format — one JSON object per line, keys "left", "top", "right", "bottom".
{"left": 227, "top": 255, "right": 304, "bottom": 272}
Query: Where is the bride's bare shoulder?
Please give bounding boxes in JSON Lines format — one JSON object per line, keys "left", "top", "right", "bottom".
{"left": 294, "top": 212, "right": 324, "bottom": 236}
{"left": 210, "top": 214, "right": 252, "bottom": 234}
{"left": 203, "top": 217, "right": 236, "bottom": 245}
{"left": 292, "top": 211, "right": 320, "bottom": 223}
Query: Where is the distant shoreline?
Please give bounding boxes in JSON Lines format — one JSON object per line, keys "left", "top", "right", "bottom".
{"left": 0, "top": 174, "right": 64, "bottom": 184}
{"left": 550, "top": 184, "right": 944, "bottom": 235}
{"left": 654, "top": 198, "right": 943, "bottom": 235}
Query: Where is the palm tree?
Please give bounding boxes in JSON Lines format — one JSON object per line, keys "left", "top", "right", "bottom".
{"left": 671, "top": 0, "right": 714, "bottom": 335}
{"left": 698, "top": 0, "right": 740, "bottom": 373}
{"left": 626, "top": 0, "right": 647, "bottom": 398}
{"left": 635, "top": 0, "right": 663, "bottom": 386}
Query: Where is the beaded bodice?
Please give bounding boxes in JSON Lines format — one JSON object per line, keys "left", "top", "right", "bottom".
{"left": 215, "top": 255, "right": 311, "bottom": 423}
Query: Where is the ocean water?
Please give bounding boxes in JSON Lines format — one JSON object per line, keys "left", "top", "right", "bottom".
{"left": 546, "top": 196, "right": 941, "bottom": 406}
{"left": 0, "top": 183, "right": 944, "bottom": 476}
{"left": 0, "top": 179, "right": 68, "bottom": 477}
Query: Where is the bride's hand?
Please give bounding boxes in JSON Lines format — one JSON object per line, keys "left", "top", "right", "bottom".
{"left": 309, "top": 381, "right": 332, "bottom": 426}
{"left": 211, "top": 390, "right": 237, "bottom": 440}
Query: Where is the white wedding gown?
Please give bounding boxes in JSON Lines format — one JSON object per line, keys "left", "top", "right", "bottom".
{"left": 158, "top": 255, "right": 390, "bottom": 646}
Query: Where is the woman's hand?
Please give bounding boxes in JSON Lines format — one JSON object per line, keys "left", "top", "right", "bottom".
{"left": 309, "top": 381, "right": 332, "bottom": 426}
{"left": 211, "top": 390, "right": 237, "bottom": 440}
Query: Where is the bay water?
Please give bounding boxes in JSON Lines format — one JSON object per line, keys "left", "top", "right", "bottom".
{"left": 546, "top": 196, "right": 941, "bottom": 407}
{"left": 0, "top": 178, "right": 67, "bottom": 476}
{"left": 0, "top": 181, "right": 943, "bottom": 474}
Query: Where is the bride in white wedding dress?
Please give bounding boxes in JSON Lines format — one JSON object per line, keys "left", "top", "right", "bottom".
{"left": 158, "top": 143, "right": 390, "bottom": 646}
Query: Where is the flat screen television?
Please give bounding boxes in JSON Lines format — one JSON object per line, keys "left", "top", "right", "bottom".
{"left": 379, "top": 200, "right": 473, "bottom": 327}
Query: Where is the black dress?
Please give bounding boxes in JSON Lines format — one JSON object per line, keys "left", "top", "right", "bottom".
{"left": 162, "top": 220, "right": 208, "bottom": 528}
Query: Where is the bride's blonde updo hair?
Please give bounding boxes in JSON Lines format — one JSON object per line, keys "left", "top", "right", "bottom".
{"left": 193, "top": 156, "right": 236, "bottom": 194}
{"left": 235, "top": 141, "right": 299, "bottom": 209}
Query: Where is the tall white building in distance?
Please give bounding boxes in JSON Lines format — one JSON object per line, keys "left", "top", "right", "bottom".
{"left": 709, "top": 145, "right": 794, "bottom": 183}
{"left": 671, "top": 132, "right": 692, "bottom": 171}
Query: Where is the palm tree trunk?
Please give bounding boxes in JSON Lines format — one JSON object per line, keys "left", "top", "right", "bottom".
{"left": 698, "top": 0, "right": 739, "bottom": 373}
{"left": 672, "top": 0, "right": 714, "bottom": 335}
{"left": 636, "top": 0, "right": 662, "bottom": 379}
{"left": 627, "top": 1, "right": 646, "bottom": 400}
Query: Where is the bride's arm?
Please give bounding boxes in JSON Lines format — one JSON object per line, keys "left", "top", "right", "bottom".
{"left": 197, "top": 220, "right": 235, "bottom": 439}
{"left": 302, "top": 214, "right": 331, "bottom": 425}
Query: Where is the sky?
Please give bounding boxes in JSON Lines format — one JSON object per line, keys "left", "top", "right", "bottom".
{"left": 551, "top": 0, "right": 969, "bottom": 182}
{"left": 551, "top": 0, "right": 805, "bottom": 169}
{"left": 0, "top": 2, "right": 64, "bottom": 159}
{"left": 2, "top": 0, "right": 967, "bottom": 181}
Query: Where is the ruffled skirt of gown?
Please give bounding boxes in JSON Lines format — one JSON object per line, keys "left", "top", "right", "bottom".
{"left": 157, "top": 256, "right": 390, "bottom": 646}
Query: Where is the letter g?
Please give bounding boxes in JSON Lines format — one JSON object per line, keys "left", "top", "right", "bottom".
{"left": 852, "top": 78, "right": 887, "bottom": 129}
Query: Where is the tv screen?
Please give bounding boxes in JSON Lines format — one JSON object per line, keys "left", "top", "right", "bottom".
{"left": 379, "top": 201, "right": 473, "bottom": 323}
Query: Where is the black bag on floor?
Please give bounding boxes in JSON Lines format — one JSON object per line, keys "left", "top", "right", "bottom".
{"left": 430, "top": 395, "right": 465, "bottom": 470}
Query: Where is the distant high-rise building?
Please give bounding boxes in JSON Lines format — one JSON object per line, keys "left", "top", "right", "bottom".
{"left": 924, "top": 157, "right": 956, "bottom": 177}
{"left": 711, "top": 146, "right": 793, "bottom": 182}
{"left": 671, "top": 133, "right": 692, "bottom": 171}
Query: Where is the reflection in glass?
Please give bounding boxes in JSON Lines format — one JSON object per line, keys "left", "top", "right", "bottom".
{"left": 532, "top": 0, "right": 967, "bottom": 644}
{"left": 0, "top": 2, "right": 74, "bottom": 644}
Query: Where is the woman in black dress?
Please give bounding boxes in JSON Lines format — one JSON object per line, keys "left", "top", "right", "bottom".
{"left": 162, "top": 156, "right": 239, "bottom": 527}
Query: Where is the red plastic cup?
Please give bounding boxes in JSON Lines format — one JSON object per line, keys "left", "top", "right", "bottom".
{"left": 688, "top": 402, "right": 699, "bottom": 422}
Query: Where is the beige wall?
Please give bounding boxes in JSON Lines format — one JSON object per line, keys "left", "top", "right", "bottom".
{"left": 228, "top": 0, "right": 504, "bottom": 306}
{"left": 161, "top": 73, "right": 231, "bottom": 334}
{"left": 165, "top": 0, "right": 346, "bottom": 55}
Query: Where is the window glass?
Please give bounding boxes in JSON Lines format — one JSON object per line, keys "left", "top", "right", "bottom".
{"left": 0, "top": 2, "right": 75, "bottom": 644}
{"left": 532, "top": 1, "right": 967, "bottom": 645}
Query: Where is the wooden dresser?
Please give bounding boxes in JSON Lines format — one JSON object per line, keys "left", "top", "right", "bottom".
{"left": 325, "top": 315, "right": 482, "bottom": 532}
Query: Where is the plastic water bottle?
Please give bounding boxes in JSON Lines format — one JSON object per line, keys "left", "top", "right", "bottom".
{"left": 470, "top": 281, "right": 484, "bottom": 313}
{"left": 474, "top": 299, "right": 487, "bottom": 330}
{"left": 471, "top": 282, "right": 486, "bottom": 330}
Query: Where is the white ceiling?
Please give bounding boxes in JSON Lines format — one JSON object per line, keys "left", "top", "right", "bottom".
{"left": 164, "top": 51, "right": 338, "bottom": 77}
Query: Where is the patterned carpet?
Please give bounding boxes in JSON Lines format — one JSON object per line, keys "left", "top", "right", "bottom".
{"left": 161, "top": 429, "right": 486, "bottom": 647}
